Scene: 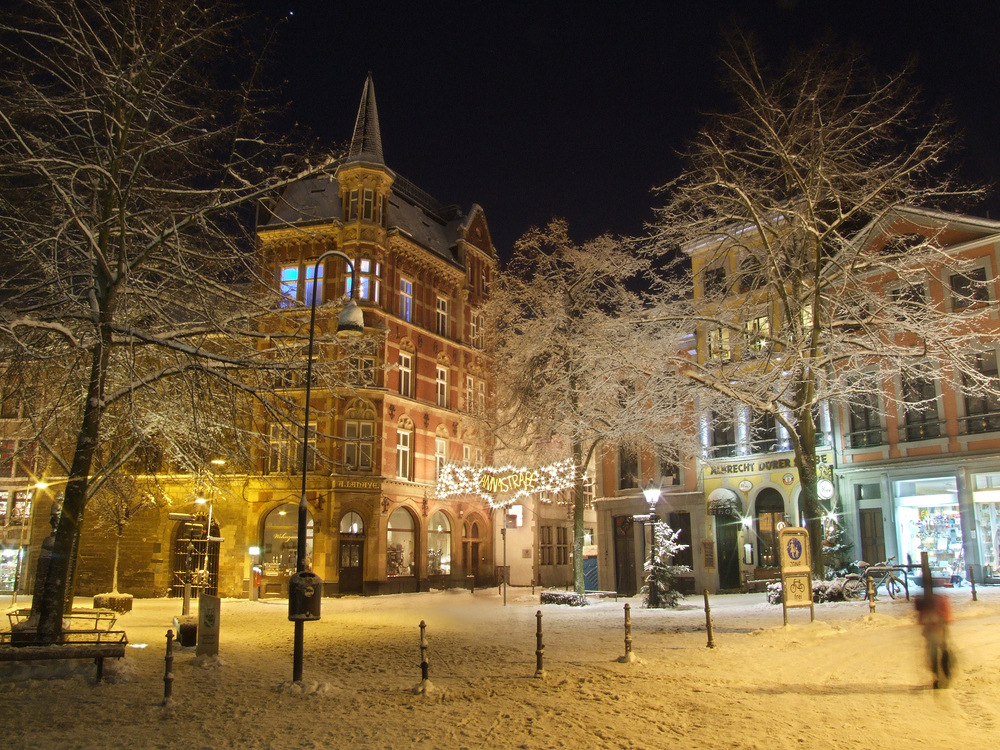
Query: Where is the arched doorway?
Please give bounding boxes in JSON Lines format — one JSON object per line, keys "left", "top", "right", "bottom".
{"left": 259, "top": 502, "right": 313, "bottom": 598}
{"left": 708, "top": 487, "right": 743, "bottom": 591}
{"left": 462, "top": 517, "right": 482, "bottom": 582}
{"left": 755, "top": 488, "right": 786, "bottom": 569}
{"left": 170, "top": 514, "right": 220, "bottom": 597}
{"left": 339, "top": 511, "right": 365, "bottom": 594}
{"left": 427, "top": 510, "right": 452, "bottom": 578}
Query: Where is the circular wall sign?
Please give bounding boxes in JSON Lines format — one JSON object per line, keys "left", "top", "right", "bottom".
{"left": 817, "top": 479, "right": 834, "bottom": 500}
{"left": 782, "top": 473, "right": 795, "bottom": 486}
{"left": 738, "top": 480, "right": 753, "bottom": 493}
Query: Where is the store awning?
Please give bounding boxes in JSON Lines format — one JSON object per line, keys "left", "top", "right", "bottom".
{"left": 707, "top": 487, "right": 742, "bottom": 517}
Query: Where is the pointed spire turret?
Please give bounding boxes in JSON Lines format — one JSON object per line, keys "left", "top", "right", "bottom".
{"left": 347, "top": 73, "right": 384, "bottom": 164}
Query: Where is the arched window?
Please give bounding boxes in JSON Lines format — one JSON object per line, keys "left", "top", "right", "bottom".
{"left": 755, "top": 489, "right": 785, "bottom": 568}
{"left": 262, "top": 502, "right": 313, "bottom": 573}
{"left": 427, "top": 510, "right": 451, "bottom": 575}
{"left": 386, "top": 508, "right": 415, "bottom": 577}
{"left": 340, "top": 511, "right": 364, "bottom": 535}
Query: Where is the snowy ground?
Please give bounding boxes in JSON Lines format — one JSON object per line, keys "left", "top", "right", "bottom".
{"left": 2, "top": 584, "right": 999, "bottom": 749}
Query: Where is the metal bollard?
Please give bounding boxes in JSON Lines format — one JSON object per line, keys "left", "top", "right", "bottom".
{"left": 867, "top": 575, "right": 876, "bottom": 614}
{"left": 618, "top": 603, "right": 637, "bottom": 663}
{"left": 968, "top": 565, "right": 978, "bottom": 602}
{"left": 419, "top": 620, "right": 429, "bottom": 682}
{"left": 163, "top": 629, "right": 174, "bottom": 705}
{"left": 704, "top": 589, "right": 716, "bottom": 649}
{"left": 534, "top": 610, "right": 546, "bottom": 678}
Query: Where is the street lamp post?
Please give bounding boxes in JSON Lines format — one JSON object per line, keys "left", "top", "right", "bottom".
{"left": 291, "top": 249, "right": 364, "bottom": 684}
{"left": 641, "top": 480, "right": 662, "bottom": 609}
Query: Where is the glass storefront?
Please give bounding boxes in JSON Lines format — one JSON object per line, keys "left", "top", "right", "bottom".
{"left": 894, "top": 477, "right": 963, "bottom": 579}
{"left": 386, "top": 508, "right": 415, "bottom": 577}
{"left": 427, "top": 510, "right": 451, "bottom": 576}
{"left": 972, "top": 472, "right": 1000, "bottom": 581}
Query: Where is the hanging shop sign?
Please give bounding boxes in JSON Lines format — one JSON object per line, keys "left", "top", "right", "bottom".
{"left": 435, "top": 459, "right": 578, "bottom": 508}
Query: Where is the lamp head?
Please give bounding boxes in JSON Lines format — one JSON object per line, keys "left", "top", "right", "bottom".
{"left": 336, "top": 298, "right": 365, "bottom": 338}
{"left": 642, "top": 479, "right": 660, "bottom": 508}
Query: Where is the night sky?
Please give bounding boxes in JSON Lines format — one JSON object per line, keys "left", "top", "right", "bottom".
{"left": 255, "top": 1, "right": 1000, "bottom": 259}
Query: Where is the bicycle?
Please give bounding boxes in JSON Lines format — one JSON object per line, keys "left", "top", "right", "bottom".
{"left": 842, "top": 558, "right": 907, "bottom": 600}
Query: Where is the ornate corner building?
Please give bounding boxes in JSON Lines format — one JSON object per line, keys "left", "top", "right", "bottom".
{"left": 7, "top": 76, "right": 499, "bottom": 600}
{"left": 250, "top": 75, "right": 499, "bottom": 596}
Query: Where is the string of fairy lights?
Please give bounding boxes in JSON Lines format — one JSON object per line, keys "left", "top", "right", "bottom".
{"left": 435, "top": 458, "right": 580, "bottom": 509}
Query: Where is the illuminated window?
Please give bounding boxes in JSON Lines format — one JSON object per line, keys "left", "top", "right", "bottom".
{"left": 707, "top": 327, "right": 731, "bottom": 361}
{"left": 304, "top": 263, "right": 322, "bottom": 307}
{"left": 279, "top": 265, "right": 298, "bottom": 307}
{"left": 399, "top": 278, "right": 413, "bottom": 322}
{"left": 346, "top": 258, "right": 381, "bottom": 302}
{"left": 465, "top": 376, "right": 474, "bottom": 412}
{"left": 744, "top": 315, "right": 770, "bottom": 355}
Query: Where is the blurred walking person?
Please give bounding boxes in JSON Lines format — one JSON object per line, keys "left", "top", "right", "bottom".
{"left": 915, "top": 591, "right": 954, "bottom": 689}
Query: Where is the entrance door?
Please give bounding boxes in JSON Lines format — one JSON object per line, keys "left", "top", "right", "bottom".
{"left": 859, "top": 508, "right": 886, "bottom": 566}
{"left": 715, "top": 516, "right": 741, "bottom": 590}
{"left": 462, "top": 519, "right": 482, "bottom": 582}
{"left": 613, "top": 515, "right": 637, "bottom": 596}
{"left": 339, "top": 538, "right": 364, "bottom": 594}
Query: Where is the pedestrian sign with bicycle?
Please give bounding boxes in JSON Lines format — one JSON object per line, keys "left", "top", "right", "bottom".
{"left": 778, "top": 526, "right": 815, "bottom": 625}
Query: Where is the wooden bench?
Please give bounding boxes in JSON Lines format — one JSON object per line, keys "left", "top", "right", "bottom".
{"left": 1, "top": 608, "right": 127, "bottom": 682}
{"left": 0, "top": 630, "right": 128, "bottom": 682}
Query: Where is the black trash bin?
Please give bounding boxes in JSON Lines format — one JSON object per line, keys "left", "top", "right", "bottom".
{"left": 288, "top": 571, "right": 323, "bottom": 621}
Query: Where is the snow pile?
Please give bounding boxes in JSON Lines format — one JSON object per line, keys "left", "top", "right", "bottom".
{"left": 2, "top": 586, "right": 999, "bottom": 749}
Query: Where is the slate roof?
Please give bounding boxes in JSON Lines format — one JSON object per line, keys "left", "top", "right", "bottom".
{"left": 260, "top": 75, "right": 471, "bottom": 268}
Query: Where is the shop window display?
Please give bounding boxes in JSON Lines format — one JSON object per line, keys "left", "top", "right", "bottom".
{"left": 386, "top": 508, "right": 415, "bottom": 577}
{"left": 894, "top": 477, "right": 963, "bottom": 584}
{"left": 427, "top": 510, "right": 451, "bottom": 576}
{"left": 973, "top": 472, "right": 1000, "bottom": 582}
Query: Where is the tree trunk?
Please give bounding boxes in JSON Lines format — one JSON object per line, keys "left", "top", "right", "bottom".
{"left": 572, "top": 440, "right": 585, "bottom": 595}
{"left": 32, "top": 332, "right": 110, "bottom": 643}
{"left": 112, "top": 532, "right": 121, "bottom": 594}
{"left": 792, "top": 423, "right": 825, "bottom": 578}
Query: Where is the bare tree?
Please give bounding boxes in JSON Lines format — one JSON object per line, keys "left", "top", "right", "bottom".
{"left": 89, "top": 472, "right": 160, "bottom": 596}
{"left": 487, "top": 220, "right": 693, "bottom": 594}
{"left": 0, "top": 0, "right": 343, "bottom": 642}
{"left": 645, "top": 34, "right": 989, "bottom": 575}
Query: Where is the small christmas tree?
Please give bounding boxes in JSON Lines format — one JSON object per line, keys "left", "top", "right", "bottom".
{"left": 822, "top": 503, "right": 854, "bottom": 580}
{"left": 642, "top": 520, "right": 691, "bottom": 608}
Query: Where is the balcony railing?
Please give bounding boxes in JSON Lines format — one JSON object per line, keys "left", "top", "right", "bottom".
{"left": 845, "top": 428, "right": 887, "bottom": 449}
{"left": 958, "top": 412, "right": 1000, "bottom": 435}
{"left": 898, "top": 419, "right": 945, "bottom": 443}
